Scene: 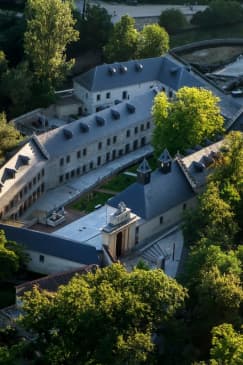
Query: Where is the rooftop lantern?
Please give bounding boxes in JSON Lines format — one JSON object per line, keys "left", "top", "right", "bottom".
{"left": 158, "top": 148, "right": 172, "bottom": 174}
{"left": 136, "top": 158, "right": 152, "bottom": 185}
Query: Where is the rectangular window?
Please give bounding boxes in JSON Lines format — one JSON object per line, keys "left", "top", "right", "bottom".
{"left": 98, "top": 142, "right": 102, "bottom": 150}
{"left": 126, "top": 130, "right": 130, "bottom": 138}
{"left": 133, "top": 140, "right": 138, "bottom": 150}
{"left": 65, "top": 172, "right": 69, "bottom": 180}
{"left": 107, "top": 138, "right": 110, "bottom": 146}
{"left": 106, "top": 152, "right": 110, "bottom": 162}
{"left": 39, "top": 255, "right": 45, "bottom": 263}
{"left": 119, "top": 149, "right": 123, "bottom": 157}
{"left": 59, "top": 175, "right": 63, "bottom": 183}
{"left": 125, "top": 144, "right": 130, "bottom": 153}
{"left": 42, "top": 169, "right": 45, "bottom": 177}
{"left": 146, "top": 121, "right": 150, "bottom": 129}
{"left": 106, "top": 92, "right": 110, "bottom": 99}
{"left": 77, "top": 150, "right": 81, "bottom": 158}
{"left": 97, "top": 156, "right": 101, "bottom": 165}
{"left": 66, "top": 155, "right": 70, "bottom": 163}
{"left": 122, "top": 91, "right": 127, "bottom": 99}
{"left": 83, "top": 148, "right": 87, "bottom": 156}
{"left": 71, "top": 170, "right": 75, "bottom": 178}
{"left": 134, "top": 126, "right": 138, "bottom": 134}
{"left": 60, "top": 158, "right": 64, "bottom": 166}
{"left": 97, "top": 94, "right": 101, "bottom": 101}
{"left": 113, "top": 136, "right": 117, "bottom": 143}
{"left": 140, "top": 124, "right": 144, "bottom": 131}
{"left": 160, "top": 216, "right": 164, "bottom": 224}
{"left": 90, "top": 162, "right": 93, "bottom": 169}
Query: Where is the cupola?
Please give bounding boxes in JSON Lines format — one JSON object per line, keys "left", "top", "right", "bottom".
{"left": 136, "top": 158, "right": 152, "bottom": 185}
{"left": 158, "top": 148, "right": 172, "bottom": 173}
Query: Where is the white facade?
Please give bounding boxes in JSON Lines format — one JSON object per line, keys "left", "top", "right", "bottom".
{"left": 26, "top": 250, "right": 86, "bottom": 275}
{"left": 74, "top": 79, "right": 172, "bottom": 115}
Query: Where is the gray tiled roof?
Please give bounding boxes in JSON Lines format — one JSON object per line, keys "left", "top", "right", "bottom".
{"left": 75, "top": 57, "right": 163, "bottom": 91}
{"left": 75, "top": 54, "right": 241, "bottom": 121}
{"left": 108, "top": 161, "right": 195, "bottom": 219}
{"left": 38, "top": 91, "right": 154, "bottom": 158}
{"left": 0, "top": 224, "right": 99, "bottom": 265}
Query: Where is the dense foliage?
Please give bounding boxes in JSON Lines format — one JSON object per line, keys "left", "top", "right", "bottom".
{"left": 24, "top": 0, "right": 78, "bottom": 91}
{"left": 192, "top": 0, "right": 243, "bottom": 28}
{"left": 0, "top": 113, "right": 22, "bottom": 161}
{"left": 104, "top": 15, "right": 169, "bottom": 62}
{"left": 0, "top": 230, "right": 28, "bottom": 281}
{"left": 20, "top": 264, "right": 186, "bottom": 365}
{"left": 181, "top": 131, "right": 243, "bottom": 362}
{"left": 159, "top": 9, "right": 188, "bottom": 34}
{"left": 152, "top": 87, "right": 224, "bottom": 156}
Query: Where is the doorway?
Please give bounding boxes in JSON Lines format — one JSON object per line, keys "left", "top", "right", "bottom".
{"left": 116, "top": 231, "right": 123, "bottom": 259}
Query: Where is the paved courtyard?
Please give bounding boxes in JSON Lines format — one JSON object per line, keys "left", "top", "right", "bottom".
{"left": 23, "top": 145, "right": 153, "bottom": 220}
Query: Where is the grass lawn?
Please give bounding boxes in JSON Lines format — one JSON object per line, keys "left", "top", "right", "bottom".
{"left": 71, "top": 155, "right": 159, "bottom": 213}
{"left": 0, "top": 283, "right": 15, "bottom": 309}
{"left": 171, "top": 23, "right": 243, "bottom": 48}
{"left": 71, "top": 192, "right": 113, "bottom": 213}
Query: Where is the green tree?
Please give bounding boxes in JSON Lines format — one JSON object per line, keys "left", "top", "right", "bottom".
{"left": 159, "top": 9, "right": 188, "bottom": 34}
{"left": 77, "top": 4, "right": 113, "bottom": 51}
{"left": 0, "top": 113, "right": 22, "bottom": 160}
{"left": 182, "top": 244, "right": 241, "bottom": 289}
{"left": 0, "top": 230, "right": 27, "bottom": 281}
{"left": 210, "top": 324, "right": 243, "bottom": 365}
{"left": 24, "top": 0, "right": 79, "bottom": 91}
{"left": 152, "top": 87, "right": 224, "bottom": 156}
{"left": 192, "top": 0, "right": 243, "bottom": 28}
{"left": 21, "top": 264, "right": 187, "bottom": 365}
{"left": 1, "top": 62, "right": 33, "bottom": 117}
{"left": 0, "top": 51, "right": 7, "bottom": 78}
{"left": 137, "top": 24, "right": 169, "bottom": 59}
{"left": 104, "top": 15, "right": 139, "bottom": 62}
{"left": 183, "top": 182, "right": 238, "bottom": 249}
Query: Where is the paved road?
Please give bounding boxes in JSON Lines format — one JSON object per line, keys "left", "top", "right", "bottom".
{"left": 75, "top": 0, "right": 207, "bottom": 22}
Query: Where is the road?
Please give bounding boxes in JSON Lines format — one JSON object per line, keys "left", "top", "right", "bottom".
{"left": 75, "top": 0, "right": 207, "bottom": 23}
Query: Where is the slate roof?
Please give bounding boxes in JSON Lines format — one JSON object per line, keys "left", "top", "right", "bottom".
{"left": 136, "top": 158, "right": 152, "bottom": 173}
{"left": 16, "top": 265, "right": 97, "bottom": 298}
{"left": 0, "top": 224, "right": 99, "bottom": 265}
{"left": 181, "top": 140, "right": 223, "bottom": 188}
{"left": 75, "top": 54, "right": 241, "bottom": 121}
{"left": 108, "top": 161, "right": 195, "bottom": 220}
{"left": 38, "top": 91, "right": 154, "bottom": 158}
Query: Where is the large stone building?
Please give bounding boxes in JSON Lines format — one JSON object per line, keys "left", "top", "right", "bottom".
{"left": 0, "top": 54, "right": 241, "bottom": 221}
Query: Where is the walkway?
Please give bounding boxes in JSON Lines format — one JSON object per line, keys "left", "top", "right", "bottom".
{"left": 122, "top": 226, "right": 184, "bottom": 278}
{"left": 22, "top": 145, "right": 153, "bottom": 220}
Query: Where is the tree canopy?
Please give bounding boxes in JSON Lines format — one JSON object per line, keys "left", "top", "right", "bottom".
{"left": 152, "top": 87, "right": 224, "bottom": 156}
{"left": 159, "top": 9, "right": 188, "bottom": 34}
{"left": 0, "top": 113, "right": 22, "bottom": 161}
{"left": 104, "top": 15, "right": 139, "bottom": 62}
{"left": 192, "top": 0, "right": 243, "bottom": 28}
{"left": 24, "top": 0, "right": 79, "bottom": 90}
{"left": 0, "top": 230, "right": 28, "bottom": 281}
{"left": 137, "top": 24, "right": 169, "bottom": 59}
{"left": 210, "top": 324, "right": 243, "bottom": 365}
{"left": 21, "top": 263, "right": 187, "bottom": 365}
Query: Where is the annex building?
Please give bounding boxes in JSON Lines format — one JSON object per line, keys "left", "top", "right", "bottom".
{"left": 0, "top": 54, "right": 242, "bottom": 223}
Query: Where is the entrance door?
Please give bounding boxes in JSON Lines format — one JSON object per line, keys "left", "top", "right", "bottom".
{"left": 116, "top": 231, "right": 123, "bottom": 259}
